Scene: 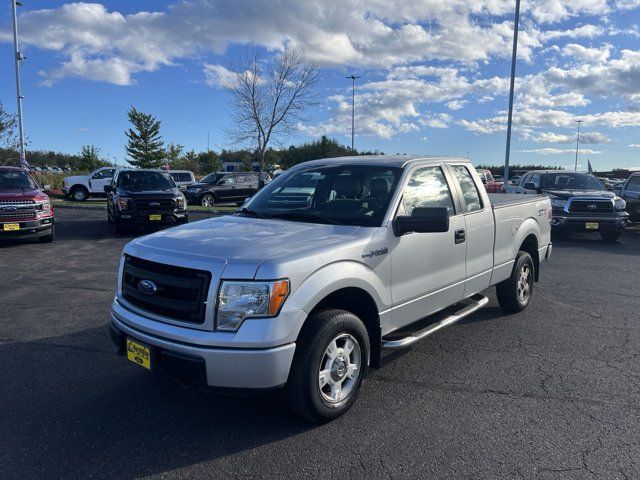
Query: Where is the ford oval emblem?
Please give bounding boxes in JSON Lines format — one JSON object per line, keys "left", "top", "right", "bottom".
{"left": 2, "top": 206, "right": 17, "bottom": 212}
{"left": 137, "top": 279, "right": 158, "bottom": 295}
{"left": 587, "top": 204, "right": 597, "bottom": 210}
{"left": 149, "top": 202, "right": 160, "bottom": 207}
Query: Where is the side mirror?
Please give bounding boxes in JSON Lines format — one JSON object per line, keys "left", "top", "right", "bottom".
{"left": 104, "top": 185, "right": 114, "bottom": 193}
{"left": 523, "top": 182, "right": 542, "bottom": 193}
{"left": 42, "top": 184, "right": 51, "bottom": 192}
{"left": 393, "top": 207, "right": 450, "bottom": 236}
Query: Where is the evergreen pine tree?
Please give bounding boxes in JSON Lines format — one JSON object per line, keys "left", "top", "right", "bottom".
{"left": 125, "top": 107, "right": 165, "bottom": 168}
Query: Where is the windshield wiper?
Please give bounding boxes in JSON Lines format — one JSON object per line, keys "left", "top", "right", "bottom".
{"left": 268, "top": 211, "right": 345, "bottom": 225}
{"left": 236, "top": 207, "right": 269, "bottom": 219}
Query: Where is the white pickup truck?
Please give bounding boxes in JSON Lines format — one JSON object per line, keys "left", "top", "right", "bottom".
{"left": 62, "top": 167, "right": 117, "bottom": 201}
{"left": 109, "top": 156, "right": 552, "bottom": 421}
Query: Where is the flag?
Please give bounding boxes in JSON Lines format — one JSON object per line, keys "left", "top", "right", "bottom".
{"left": 587, "top": 160, "right": 593, "bottom": 173}
{"left": 19, "top": 152, "right": 30, "bottom": 170}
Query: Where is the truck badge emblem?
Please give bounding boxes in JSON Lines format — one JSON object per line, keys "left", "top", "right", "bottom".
{"left": 138, "top": 279, "right": 158, "bottom": 295}
{"left": 362, "top": 247, "right": 389, "bottom": 258}
{"left": 1, "top": 206, "right": 17, "bottom": 212}
{"left": 587, "top": 204, "right": 597, "bottom": 210}
{"left": 150, "top": 202, "right": 160, "bottom": 207}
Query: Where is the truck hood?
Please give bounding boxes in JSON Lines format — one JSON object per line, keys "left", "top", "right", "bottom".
{"left": 0, "top": 187, "right": 41, "bottom": 199}
{"left": 127, "top": 215, "right": 361, "bottom": 277}
{"left": 545, "top": 189, "right": 615, "bottom": 200}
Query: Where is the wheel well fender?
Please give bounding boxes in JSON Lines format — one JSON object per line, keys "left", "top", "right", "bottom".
{"left": 518, "top": 232, "right": 540, "bottom": 282}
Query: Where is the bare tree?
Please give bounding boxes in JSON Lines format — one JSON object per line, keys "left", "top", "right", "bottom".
{"left": 225, "top": 47, "right": 319, "bottom": 185}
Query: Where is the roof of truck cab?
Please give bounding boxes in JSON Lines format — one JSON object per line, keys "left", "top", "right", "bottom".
{"left": 298, "top": 155, "right": 469, "bottom": 169}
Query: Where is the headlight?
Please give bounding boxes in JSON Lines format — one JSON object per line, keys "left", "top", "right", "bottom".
{"left": 550, "top": 197, "right": 565, "bottom": 208}
{"left": 117, "top": 197, "right": 129, "bottom": 210}
{"left": 42, "top": 200, "right": 51, "bottom": 214}
{"left": 176, "top": 196, "right": 186, "bottom": 209}
{"left": 615, "top": 198, "right": 626, "bottom": 211}
{"left": 216, "top": 280, "right": 290, "bottom": 332}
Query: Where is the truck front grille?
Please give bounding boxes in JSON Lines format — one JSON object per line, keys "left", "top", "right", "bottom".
{"left": 131, "top": 199, "right": 175, "bottom": 211}
{"left": 0, "top": 211, "right": 37, "bottom": 221}
{"left": 122, "top": 255, "right": 211, "bottom": 324}
{"left": 568, "top": 200, "right": 614, "bottom": 214}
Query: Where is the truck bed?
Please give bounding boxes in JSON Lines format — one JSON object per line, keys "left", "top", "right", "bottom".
{"left": 488, "top": 193, "right": 546, "bottom": 208}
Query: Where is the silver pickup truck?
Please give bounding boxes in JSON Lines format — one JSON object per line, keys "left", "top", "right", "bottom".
{"left": 109, "top": 156, "right": 552, "bottom": 421}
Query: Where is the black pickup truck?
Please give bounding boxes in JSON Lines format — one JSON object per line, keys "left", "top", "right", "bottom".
{"left": 507, "top": 170, "right": 629, "bottom": 242}
{"left": 105, "top": 169, "right": 188, "bottom": 234}
{"left": 616, "top": 173, "right": 640, "bottom": 222}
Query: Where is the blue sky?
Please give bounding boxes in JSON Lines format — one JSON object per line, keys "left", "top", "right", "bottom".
{"left": 1, "top": 0, "right": 640, "bottom": 170}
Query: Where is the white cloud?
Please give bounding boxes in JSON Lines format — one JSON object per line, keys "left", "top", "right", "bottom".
{"left": 629, "top": 143, "right": 640, "bottom": 147}
{"left": 562, "top": 43, "right": 611, "bottom": 63}
{"left": 519, "top": 148, "right": 603, "bottom": 155}
{"left": 524, "top": 130, "right": 611, "bottom": 144}
{"left": 446, "top": 100, "right": 467, "bottom": 111}
{"left": 203, "top": 64, "right": 235, "bottom": 88}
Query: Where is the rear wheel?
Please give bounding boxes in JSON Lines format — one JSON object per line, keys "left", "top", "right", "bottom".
{"left": 200, "top": 194, "right": 214, "bottom": 207}
{"left": 286, "top": 309, "right": 369, "bottom": 423}
{"left": 71, "top": 186, "right": 89, "bottom": 202}
{"left": 497, "top": 251, "right": 534, "bottom": 313}
{"left": 600, "top": 229, "right": 622, "bottom": 243}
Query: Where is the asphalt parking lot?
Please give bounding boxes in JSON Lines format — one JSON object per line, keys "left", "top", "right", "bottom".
{"left": 2, "top": 209, "right": 640, "bottom": 480}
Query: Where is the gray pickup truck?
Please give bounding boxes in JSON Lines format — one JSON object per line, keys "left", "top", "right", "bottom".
{"left": 109, "top": 156, "right": 552, "bottom": 421}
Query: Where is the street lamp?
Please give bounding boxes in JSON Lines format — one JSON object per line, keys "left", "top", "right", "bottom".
{"left": 503, "top": 0, "right": 521, "bottom": 186}
{"left": 346, "top": 75, "right": 361, "bottom": 153}
{"left": 574, "top": 120, "right": 582, "bottom": 171}
{"left": 11, "top": 0, "right": 27, "bottom": 168}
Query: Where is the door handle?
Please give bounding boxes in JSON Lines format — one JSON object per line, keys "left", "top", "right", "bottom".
{"left": 454, "top": 229, "right": 466, "bottom": 244}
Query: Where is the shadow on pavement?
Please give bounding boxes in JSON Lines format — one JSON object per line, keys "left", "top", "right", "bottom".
{"left": 0, "top": 326, "right": 312, "bottom": 479}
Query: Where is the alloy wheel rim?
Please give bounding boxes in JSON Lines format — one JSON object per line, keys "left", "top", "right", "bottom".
{"left": 201, "top": 196, "right": 213, "bottom": 207}
{"left": 516, "top": 264, "right": 531, "bottom": 304}
{"left": 318, "top": 333, "right": 362, "bottom": 404}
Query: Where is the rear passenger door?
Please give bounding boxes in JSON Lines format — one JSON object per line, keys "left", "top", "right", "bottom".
{"left": 388, "top": 165, "right": 467, "bottom": 332}
{"left": 447, "top": 164, "right": 495, "bottom": 296}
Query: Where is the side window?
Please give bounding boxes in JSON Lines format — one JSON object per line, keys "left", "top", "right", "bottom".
{"left": 93, "top": 169, "right": 114, "bottom": 180}
{"left": 220, "top": 175, "right": 235, "bottom": 185}
{"left": 400, "top": 167, "right": 455, "bottom": 216}
{"left": 530, "top": 174, "right": 541, "bottom": 188}
{"left": 521, "top": 174, "right": 531, "bottom": 187}
{"left": 627, "top": 176, "right": 640, "bottom": 192}
{"left": 450, "top": 165, "right": 483, "bottom": 213}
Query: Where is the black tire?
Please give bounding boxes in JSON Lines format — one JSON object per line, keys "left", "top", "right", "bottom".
{"left": 497, "top": 251, "right": 534, "bottom": 313}
{"left": 38, "top": 226, "right": 55, "bottom": 243}
{"left": 200, "top": 194, "right": 214, "bottom": 207}
{"left": 70, "top": 186, "right": 89, "bottom": 202}
{"left": 113, "top": 217, "right": 125, "bottom": 235}
{"left": 600, "top": 229, "right": 622, "bottom": 243}
{"left": 286, "top": 309, "right": 370, "bottom": 423}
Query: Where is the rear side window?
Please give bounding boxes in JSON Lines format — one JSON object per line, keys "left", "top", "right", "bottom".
{"left": 627, "top": 176, "right": 640, "bottom": 192}
{"left": 450, "top": 165, "right": 483, "bottom": 213}
{"left": 401, "top": 167, "right": 455, "bottom": 216}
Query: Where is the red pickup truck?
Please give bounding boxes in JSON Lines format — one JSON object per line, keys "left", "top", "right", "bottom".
{"left": 476, "top": 169, "right": 504, "bottom": 193}
{"left": 0, "top": 166, "right": 55, "bottom": 243}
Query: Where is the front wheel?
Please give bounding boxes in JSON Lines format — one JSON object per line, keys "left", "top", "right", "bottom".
{"left": 600, "top": 229, "right": 622, "bottom": 243}
{"left": 286, "top": 309, "right": 369, "bottom": 423}
{"left": 497, "top": 251, "right": 534, "bottom": 313}
{"left": 200, "top": 194, "right": 214, "bottom": 207}
{"left": 71, "top": 187, "right": 89, "bottom": 202}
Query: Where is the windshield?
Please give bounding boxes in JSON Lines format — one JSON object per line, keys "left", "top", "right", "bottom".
{"left": 117, "top": 171, "right": 175, "bottom": 190}
{"left": 243, "top": 164, "right": 402, "bottom": 226}
{"left": 541, "top": 173, "right": 605, "bottom": 191}
{"left": 0, "top": 170, "right": 38, "bottom": 189}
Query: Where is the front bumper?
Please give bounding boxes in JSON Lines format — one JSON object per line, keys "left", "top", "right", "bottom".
{"left": 0, "top": 217, "right": 54, "bottom": 239}
{"left": 116, "top": 210, "right": 188, "bottom": 226}
{"left": 110, "top": 312, "right": 296, "bottom": 389}
{"left": 551, "top": 213, "right": 628, "bottom": 231}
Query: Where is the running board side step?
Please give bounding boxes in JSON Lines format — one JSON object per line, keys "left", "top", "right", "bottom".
{"left": 381, "top": 294, "right": 489, "bottom": 350}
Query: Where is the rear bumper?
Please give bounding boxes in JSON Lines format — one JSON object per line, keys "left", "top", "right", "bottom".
{"left": 0, "top": 217, "right": 54, "bottom": 239}
{"left": 110, "top": 313, "right": 295, "bottom": 389}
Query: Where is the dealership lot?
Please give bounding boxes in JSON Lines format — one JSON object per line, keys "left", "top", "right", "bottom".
{"left": 2, "top": 209, "right": 640, "bottom": 480}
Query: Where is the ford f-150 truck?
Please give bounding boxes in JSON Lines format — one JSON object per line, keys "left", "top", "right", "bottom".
{"left": 109, "top": 156, "right": 552, "bottom": 421}
{"left": 62, "top": 166, "right": 117, "bottom": 201}
{"left": 0, "top": 166, "right": 55, "bottom": 243}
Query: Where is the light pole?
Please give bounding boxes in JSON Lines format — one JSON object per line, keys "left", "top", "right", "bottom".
{"left": 503, "top": 0, "right": 521, "bottom": 186}
{"left": 11, "top": 0, "right": 27, "bottom": 168}
{"left": 574, "top": 120, "right": 582, "bottom": 171}
{"left": 346, "top": 75, "right": 361, "bottom": 153}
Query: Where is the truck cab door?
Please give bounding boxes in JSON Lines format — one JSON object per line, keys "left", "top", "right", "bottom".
{"left": 89, "top": 168, "right": 116, "bottom": 193}
{"left": 447, "top": 164, "right": 495, "bottom": 297}
{"left": 387, "top": 165, "right": 467, "bottom": 333}
{"left": 620, "top": 176, "right": 640, "bottom": 219}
